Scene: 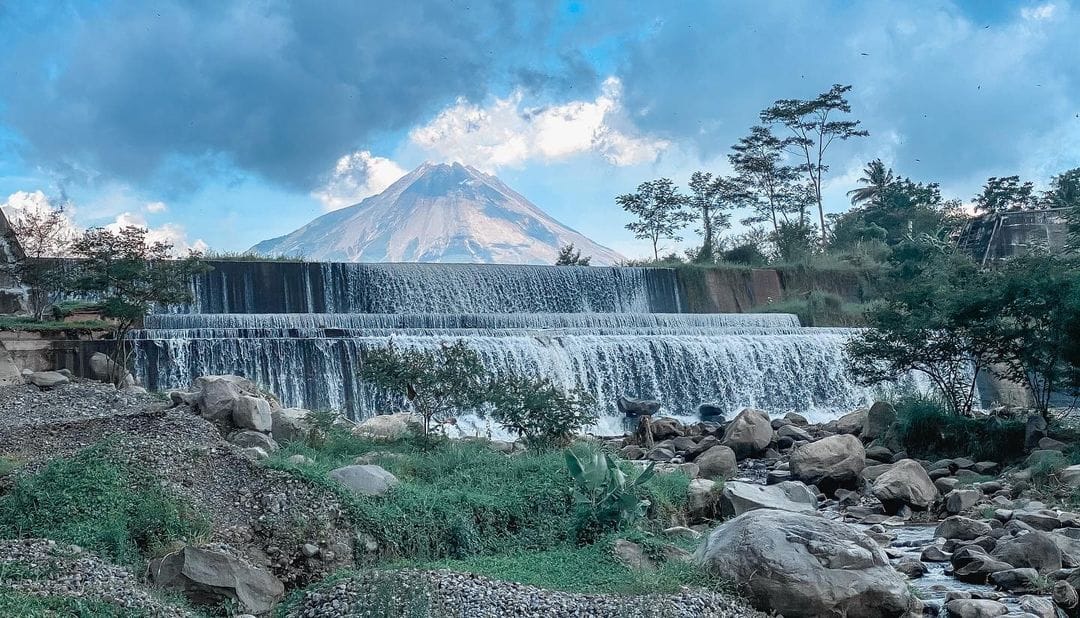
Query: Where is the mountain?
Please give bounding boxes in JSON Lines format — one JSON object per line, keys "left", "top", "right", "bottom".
{"left": 250, "top": 162, "right": 624, "bottom": 265}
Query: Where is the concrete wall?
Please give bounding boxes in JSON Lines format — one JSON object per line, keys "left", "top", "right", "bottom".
{"left": 956, "top": 208, "right": 1069, "bottom": 263}
{"left": 675, "top": 266, "right": 874, "bottom": 313}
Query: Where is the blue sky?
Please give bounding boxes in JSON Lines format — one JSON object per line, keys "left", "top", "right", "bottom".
{"left": 1, "top": 0, "right": 1078, "bottom": 257}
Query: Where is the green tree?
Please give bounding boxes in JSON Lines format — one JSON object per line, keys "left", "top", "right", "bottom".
{"left": 485, "top": 375, "right": 597, "bottom": 450}
{"left": 686, "top": 171, "right": 739, "bottom": 263}
{"left": 973, "top": 176, "right": 1037, "bottom": 213}
{"left": 555, "top": 243, "right": 591, "bottom": 266}
{"left": 6, "top": 201, "right": 75, "bottom": 320}
{"left": 360, "top": 340, "right": 487, "bottom": 435}
{"left": 769, "top": 220, "right": 819, "bottom": 263}
{"left": 729, "top": 125, "right": 806, "bottom": 233}
{"left": 760, "top": 84, "right": 869, "bottom": 243}
{"left": 1041, "top": 168, "right": 1080, "bottom": 209}
{"left": 617, "top": 178, "right": 692, "bottom": 261}
{"left": 66, "top": 226, "right": 206, "bottom": 381}
{"left": 846, "top": 159, "right": 895, "bottom": 207}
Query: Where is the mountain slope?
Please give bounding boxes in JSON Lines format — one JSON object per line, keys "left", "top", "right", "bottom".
{"left": 251, "top": 162, "right": 623, "bottom": 265}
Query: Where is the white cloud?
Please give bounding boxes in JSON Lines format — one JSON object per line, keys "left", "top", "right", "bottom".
{"left": 1021, "top": 3, "right": 1057, "bottom": 21}
{"left": 105, "top": 212, "right": 209, "bottom": 254}
{"left": 0, "top": 190, "right": 80, "bottom": 256}
{"left": 409, "top": 77, "right": 669, "bottom": 171}
{"left": 312, "top": 151, "right": 407, "bottom": 211}
{"left": 145, "top": 201, "right": 168, "bottom": 213}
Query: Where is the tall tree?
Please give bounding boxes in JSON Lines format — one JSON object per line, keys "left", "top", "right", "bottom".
{"left": 617, "top": 178, "right": 692, "bottom": 261}
{"left": 686, "top": 171, "right": 739, "bottom": 263}
{"left": 729, "top": 125, "right": 805, "bottom": 233}
{"left": 1052, "top": 168, "right": 1080, "bottom": 251}
{"left": 760, "top": 84, "right": 869, "bottom": 243}
{"left": 972, "top": 176, "right": 1037, "bottom": 213}
{"left": 846, "top": 159, "right": 895, "bottom": 207}
{"left": 7, "top": 201, "right": 76, "bottom": 319}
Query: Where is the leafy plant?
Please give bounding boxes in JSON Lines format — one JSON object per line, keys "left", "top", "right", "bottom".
{"left": 485, "top": 375, "right": 597, "bottom": 450}
{"left": 555, "top": 243, "right": 591, "bottom": 266}
{"left": 565, "top": 447, "right": 656, "bottom": 534}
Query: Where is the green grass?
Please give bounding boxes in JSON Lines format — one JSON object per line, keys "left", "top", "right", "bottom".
{"left": 0, "top": 457, "right": 17, "bottom": 477}
{"left": 0, "top": 316, "right": 113, "bottom": 332}
{"left": 0, "top": 589, "right": 154, "bottom": 618}
{"left": 203, "top": 251, "right": 307, "bottom": 262}
{"left": 891, "top": 394, "right": 1026, "bottom": 462}
{"left": 752, "top": 291, "right": 869, "bottom": 326}
{"left": 0, "top": 442, "right": 211, "bottom": 568}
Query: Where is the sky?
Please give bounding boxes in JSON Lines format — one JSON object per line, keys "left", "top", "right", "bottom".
{"left": 0, "top": 0, "right": 1078, "bottom": 258}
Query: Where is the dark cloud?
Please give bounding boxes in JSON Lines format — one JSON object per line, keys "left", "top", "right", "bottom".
{"left": 0, "top": 0, "right": 565, "bottom": 191}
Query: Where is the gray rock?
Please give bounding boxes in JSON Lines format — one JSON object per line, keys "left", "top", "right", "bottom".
{"left": 862, "top": 401, "right": 896, "bottom": 441}
{"left": 871, "top": 458, "right": 939, "bottom": 512}
{"left": 694, "top": 445, "right": 737, "bottom": 480}
{"left": 232, "top": 395, "right": 272, "bottom": 432}
{"left": 1018, "top": 595, "right": 1056, "bottom": 618}
{"left": 195, "top": 377, "right": 242, "bottom": 422}
{"left": 612, "top": 539, "right": 655, "bottom": 571}
{"left": 832, "top": 408, "right": 867, "bottom": 435}
{"left": 861, "top": 462, "right": 895, "bottom": 482}
{"left": 1061, "top": 464, "right": 1080, "bottom": 487}
{"left": 1053, "top": 580, "right": 1079, "bottom": 610}
{"left": 695, "top": 509, "right": 918, "bottom": 617}
{"left": 353, "top": 412, "right": 420, "bottom": 441}
{"left": 88, "top": 352, "right": 128, "bottom": 383}
{"left": 229, "top": 430, "right": 278, "bottom": 453}
{"left": 1025, "top": 414, "right": 1048, "bottom": 450}
{"left": 784, "top": 412, "right": 809, "bottom": 426}
{"left": 943, "top": 599, "right": 1008, "bottom": 618}
{"left": 864, "top": 445, "right": 894, "bottom": 462}
{"left": 954, "top": 555, "right": 1014, "bottom": 583}
{"left": 328, "top": 465, "right": 399, "bottom": 497}
{"left": 936, "top": 516, "right": 993, "bottom": 541}
{"left": 895, "top": 557, "right": 928, "bottom": 578}
{"left": 776, "top": 424, "right": 811, "bottom": 441}
{"left": 620, "top": 445, "right": 646, "bottom": 460}
{"left": 148, "top": 546, "right": 284, "bottom": 614}
{"left": 616, "top": 396, "right": 660, "bottom": 417}
{"left": 946, "top": 489, "right": 983, "bottom": 514}
{"left": 989, "top": 567, "right": 1040, "bottom": 592}
{"left": 271, "top": 408, "right": 310, "bottom": 443}
{"left": 239, "top": 447, "right": 269, "bottom": 460}
{"left": 1038, "top": 437, "right": 1068, "bottom": 451}
{"left": 921, "top": 545, "right": 951, "bottom": 562}
{"left": 936, "top": 477, "right": 961, "bottom": 494}
{"left": 27, "top": 371, "right": 69, "bottom": 388}
{"left": 720, "top": 408, "right": 773, "bottom": 459}
{"left": 718, "top": 480, "right": 817, "bottom": 517}
{"left": 286, "top": 454, "right": 313, "bottom": 466}
{"left": 991, "top": 531, "right": 1063, "bottom": 572}
{"left": 789, "top": 434, "right": 866, "bottom": 494}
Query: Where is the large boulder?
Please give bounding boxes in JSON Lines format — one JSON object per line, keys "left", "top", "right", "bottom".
{"left": 944, "top": 599, "right": 1008, "bottom": 618}
{"left": 271, "top": 408, "right": 311, "bottom": 443}
{"left": 616, "top": 396, "right": 660, "bottom": 417}
{"left": 832, "top": 408, "right": 868, "bottom": 436}
{"left": 990, "top": 531, "right": 1063, "bottom": 573}
{"left": 354, "top": 413, "right": 420, "bottom": 441}
{"left": 720, "top": 408, "right": 773, "bottom": 459}
{"left": 88, "top": 352, "right": 130, "bottom": 383}
{"left": 232, "top": 395, "right": 272, "bottom": 432}
{"left": 935, "top": 516, "right": 993, "bottom": 541}
{"left": 328, "top": 465, "right": 399, "bottom": 497}
{"left": 694, "top": 445, "right": 737, "bottom": 480}
{"left": 26, "top": 371, "right": 69, "bottom": 388}
{"left": 687, "top": 478, "right": 720, "bottom": 521}
{"left": 228, "top": 430, "right": 278, "bottom": 453}
{"left": 789, "top": 434, "right": 865, "bottom": 494}
{"left": 1025, "top": 414, "right": 1048, "bottom": 450}
{"left": 871, "top": 459, "right": 939, "bottom": 512}
{"left": 862, "top": 401, "right": 896, "bottom": 442}
{"left": 148, "top": 546, "right": 284, "bottom": 614}
{"left": 696, "top": 509, "right": 918, "bottom": 617}
{"left": 193, "top": 377, "right": 242, "bottom": 422}
{"left": 719, "top": 480, "right": 817, "bottom": 517}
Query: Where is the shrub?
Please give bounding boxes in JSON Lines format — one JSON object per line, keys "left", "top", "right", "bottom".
{"left": 485, "top": 376, "right": 597, "bottom": 450}
{"left": 565, "top": 447, "right": 656, "bottom": 540}
{"left": 0, "top": 443, "right": 210, "bottom": 567}
{"left": 891, "top": 395, "right": 1025, "bottom": 462}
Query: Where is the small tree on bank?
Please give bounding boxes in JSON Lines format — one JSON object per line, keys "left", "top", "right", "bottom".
{"left": 8, "top": 203, "right": 75, "bottom": 319}
{"left": 617, "top": 178, "right": 692, "bottom": 261}
{"left": 555, "top": 244, "right": 592, "bottom": 266}
{"left": 486, "top": 375, "right": 597, "bottom": 449}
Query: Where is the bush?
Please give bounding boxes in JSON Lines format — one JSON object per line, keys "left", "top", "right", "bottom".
{"left": 891, "top": 395, "right": 1025, "bottom": 462}
{"left": 485, "top": 376, "right": 597, "bottom": 450}
{"left": 0, "top": 443, "right": 210, "bottom": 568}
{"left": 566, "top": 447, "right": 656, "bottom": 540}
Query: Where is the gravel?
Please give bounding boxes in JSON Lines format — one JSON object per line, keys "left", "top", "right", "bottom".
{"left": 285, "top": 569, "right": 765, "bottom": 618}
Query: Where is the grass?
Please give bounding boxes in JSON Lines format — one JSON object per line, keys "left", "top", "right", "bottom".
{"left": 0, "top": 316, "right": 113, "bottom": 332}
{"left": 202, "top": 251, "right": 308, "bottom": 262}
{"left": 0, "top": 442, "right": 211, "bottom": 568}
{"left": 890, "top": 394, "right": 1026, "bottom": 462}
{"left": 752, "top": 291, "right": 869, "bottom": 327}
{"left": 0, "top": 457, "right": 17, "bottom": 477}
{"left": 0, "top": 589, "right": 154, "bottom": 618}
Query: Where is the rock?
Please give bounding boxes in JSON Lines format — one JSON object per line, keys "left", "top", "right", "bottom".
{"left": 687, "top": 478, "right": 720, "bottom": 521}
{"left": 695, "top": 509, "right": 918, "bottom": 617}
{"left": 1026, "top": 414, "right": 1049, "bottom": 450}
{"left": 719, "top": 480, "right": 817, "bottom": 517}
{"left": 612, "top": 539, "right": 655, "bottom": 571}
{"left": 616, "top": 396, "right": 660, "bottom": 417}
{"left": 943, "top": 599, "right": 1008, "bottom": 618}
{"left": 1018, "top": 595, "right": 1057, "bottom": 618}
{"left": 1053, "top": 580, "right": 1079, "bottom": 610}
{"left": 990, "top": 567, "right": 1040, "bottom": 592}
{"left": 89, "top": 352, "right": 128, "bottom": 383}
{"left": 936, "top": 516, "right": 993, "bottom": 541}
{"left": 784, "top": 412, "right": 809, "bottom": 426}
{"left": 789, "top": 434, "right": 866, "bottom": 495}
{"left": 27, "top": 371, "right": 69, "bottom": 388}
{"left": 954, "top": 555, "right": 1014, "bottom": 583}
{"left": 684, "top": 435, "right": 719, "bottom": 460}
{"left": 863, "top": 401, "right": 896, "bottom": 441}
{"left": 991, "top": 531, "right": 1063, "bottom": 572}
{"left": 946, "top": 489, "right": 983, "bottom": 514}
{"left": 328, "top": 465, "right": 399, "bottom": 497}
{"left": 1039, "top": 437, "right": 1068, "bottom": 451}
{"left": 191, "top": 376, "right": 244, "bottom": 421}
{"left": 921, "top": 545, "right": 951, "bottom": 562}
{"left": 861, "top": 462, "right": 895, "bottom": 482}
{"left": 896, "top": 558, "right": 928, "bottom": 578}
{"left": 936, "top": 477, "right": 961, "bottom": 494}
{"left": 871, "top": 458, "right": 939, "bottom": 513}
{"left": 239, "top": 447, "right": 269, "bottom": 460}
{"left": 229, "top": 430, "right": 278, "bottom": 453}
{"left": 1062, "top": 464, "right": 1080, "bottom": 487}
{"left": 720, "top": 408, "right": 773, "bottom": 459}
{"left": 353, "top": 412, "right": 420, "bottom": 441}
{"left": 777, "top": 424, "right": 812, "bottom": 442}
{"left": 271, "top": 408, "right": 310, "bottom": 443}
{"left": 148, "top": 546, "right": 284, "bottom": 614}
{"left": 696, "top": 403, "right": 726, "bottom": 422}
{"left": 646, "top": 445, "right": 675, "bottom": 462}
{"left": 620, "top": 445, "right": 646, "bottom": 460}
{"left": 286, "top": 454, "right": 313, "bottom": 466}
{"left": 864, "top": 445, "right": 893, "bottom": 462}
{"left": 232, "top": 395, "right": 272, "bottom": 432}
{"left": 1014, "top": 511, "right": 1062, "bottom": 531}
{"left": 832, "top": 408, "right": 867, "bottom": 435}
{"left": 650, "top": 417, "right": 684, "bottom": 441}
{"left": 694, "top": 445, "right": 737, "bottom": 480}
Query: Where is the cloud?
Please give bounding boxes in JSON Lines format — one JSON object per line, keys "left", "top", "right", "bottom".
{"left": 144, "top": 201, "right": 167, "bottom": 213}
{"left": 312, "top": 151, "right": 406, "bottom": 211}
{"left": 410, "top": 77, "right": 669, "bottom": 170}
{"left": 0, "top": 190, "right": 79, "bottom": 255}
{"left": 0, "top": 1, "right": 570, "bottom": 191}
{"left": 105, "top": 212, "right": 208, "bottom": 255}
{"left": 1022, "top": 3, "right": 1058, "bottom": 21}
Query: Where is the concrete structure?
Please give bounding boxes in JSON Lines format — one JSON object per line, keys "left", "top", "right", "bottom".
{"left": 956, "top": 208, "right": 1068, "bottom": 264}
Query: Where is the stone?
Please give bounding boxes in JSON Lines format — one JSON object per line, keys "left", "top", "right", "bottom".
{"left": 620, "top": 445, "right": 646, "bottom": 460}
{"left": 687, "top": 478, "right": 719, "bottom": 521}
{"left": 953, "top": 556, "right": 1014, "bottom": 583}
{"left": 239, "top": 447, "right": 268, "bottom": 460}
{"left": 616, "top": 396, "right": 660, "bottom": 417}
{"left": 1018, "top": 595, "right": 1056, "bottom": 618}
{"left": 232, "top": 395, "right": 272, "bottom": 432}
{"left": 789, "top": 434, "right": 866, "bottom": 495}
{"left": 864, "top": 445, "right": 893, "bottom": 462}
{"left": 718, "top": 480, "right": 817, "bottom": 517}
{"left": 645, "top": 445, "right": 675, "bottom": 461}
{"left": 696, "top": 403, "right": 726, "bottom": 421}
{"left": 1025, "top": 414, "right": 1048, "bottom": 450}
{"left": 229, "top": 430, "right": 278, "bottom": 453}
{"left": 895, "top": 557, "right": 928, "bottom": 578}
{"left": 88, "top": 352, "right": 128, "bottom": 383}
{"left": 270, "top": 408, "right": 310, "bottom": 443}
{"left": 148, "top": 546, "right": 284, "bottom": 614}
{"left": 936, "top": 516, "right": 993, "bottom": 541}
{"left": 27, "top": 371, "right": 69, "bottom": 388}
{"left": 952, "top": 457, "right": 976, "bottom": 469}
{"left": 784, "top": 412, "right": 809, "bottom": 426}
{"left": 1038, "top": 437, "right": 1068, "bottom": 451}
{"left": 861, "top": 462, "right": 895, "bottom": 482}
{"left": 862, "top": 401, "right": 896, "bottom": 441}
{"left": 650, "top": 417, "right": 684, "bottom": 441}
{"left": 192, "top": 376, "right": 244, "bottom": 421}
{"left": 612, "top": 539, "right": 655, "bottom": 571}
{"left": 832, "top": 408, "right": 867, "bottom": 435}
{"left": 695, "top": 509, "right": 918, "bottom": 617}
{"left": 946, "top": 489, "right": 983, "bottom": 514}
{"left": 1013, "top": 511, "right": 1061, "bottom": 531}
{"left": 943, "top": 599, "right": 1008, "bottom": 618}
{"left": 694, "top": 445, "right": 737, "bottom": 480}
{"left": 353, "top": 412, "right": 420, "bottom": 441}
{"left": 973, "top": 461, "right": 1000, "bottom": 474}
{"left": 871, "top": 458, "right": 939, "bottom": 512}
{"left": 936, "top": 477, "right": 961, "bottom": 494}
{"left": 991, "top": 531, "right": 1063, "bottom": 572}
{"left": 1053, "top": 580, "right": 1079, "bottom": 610}
{"left": 921, "top": 545, "right": 951, "bottom": 562}
{"left": 777, "top": 424, "right": 811, "bottom": 441}
{"left": 285, "top": 454, "right": 313, "bottom": 466}
{"left": 1062, "top": 464, "right": 1080, "bottom": 487}
{"left": 990, "top": 567, "right": 1040, "bottom": 592}
{"left": 720, "top": 408, "right": 773, "bottom": 459}
{"left": 328, "top": 465, "right": 399, "bottom": 497}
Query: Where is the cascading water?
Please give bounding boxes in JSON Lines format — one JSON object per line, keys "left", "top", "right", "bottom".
{"left": 132, "top": 261, "right": 920, "bottom": 432}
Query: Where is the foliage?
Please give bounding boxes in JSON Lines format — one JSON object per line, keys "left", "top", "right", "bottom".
{"left": 0, "top": 443, "right": 210, "bottom": 568}
{"left": 0, "top": 316, "right": 113, "bottom": 332}
{"left": 890, "top": 395, "right": 1025, "bottom": 462}
{"left": 729, "top": 125, "right": 808, "bottom": 233}
{"left": 554, "top": 243, "right": 591, "bottom": 266}
{"left": 616, "top": 178, "right": 693, "bottom": 261}
{"left": 7, "top": 202, "right": 75, "bottom": 320}
{"left": 846, "top": 159, "right": 895, "bottom": 207}
{"left": 755, "top": 291, "right": 867, "bottom": 327}
{"left": 686, "top": 171, "right": 739, "bottom": 262}
{"left": 1043, "top": 167, "right": 1080, "bottom": 210}
{"left": 0, "top": 589, "right": 156, "bottom": 618}
{"left": 973, "top": 175, "right": 1037, "bottom": 213}
{"left": 720, "top": 242, "right": 768, "bottom": 266}
{"left": 760, "top": 84, "right": 868, "bottom": 243}
{"left": 565, "top": 447, "right": 655, "bottom": 538}
{"left": 769, "top": 220, "right": 819, "bottom": 263}
{"left": 360, "top": 340, "right": 487, "bottom": 434}
{"left": 485, "top": 375, "right": 597, "bottom": 450}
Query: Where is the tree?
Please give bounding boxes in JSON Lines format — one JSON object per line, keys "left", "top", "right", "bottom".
{"left": 760, "top": 84, "right": 869, "bottom": 243}
{"left": 485, "top": 375, "right": 597, "bottom": 449}
{"left": 972, "top": 176, "right": 1037, "bottom": 213}
{"left": 686, "top": 172, "right": 739, "bottom": 263}
{"left": 1040, "top": 168, "right": 1080, "bottom": 210}
{"left": 769, "top": 220, "right": 819, "bottom": 263}
{"left": 555, "top": 243, "right": 591, "bottom": 266}
{"left": 729, "top": 125, "right": 806, "bottom": 233}
{"left": 846, "top": 159, "right": 895, "bottom": 207}
{"left": 66, "top": 226, "right": 207, "bottom": 382}
{"left": 617, "top": 178, "right": 693, "bottom": 261}
{"left": 7, "top": 202, "right": 75, "bottom": 319}
{"left": 360, "top": 340, "right": 487, "bottom": 435}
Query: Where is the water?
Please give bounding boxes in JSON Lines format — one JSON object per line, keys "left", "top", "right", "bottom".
{"left": 132, "top": 262, "right": 920, "bottom": 427}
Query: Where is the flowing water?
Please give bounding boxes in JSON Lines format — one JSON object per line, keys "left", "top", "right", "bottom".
{"left": 132, "top": 261, "right": 922, "bottom": 430}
